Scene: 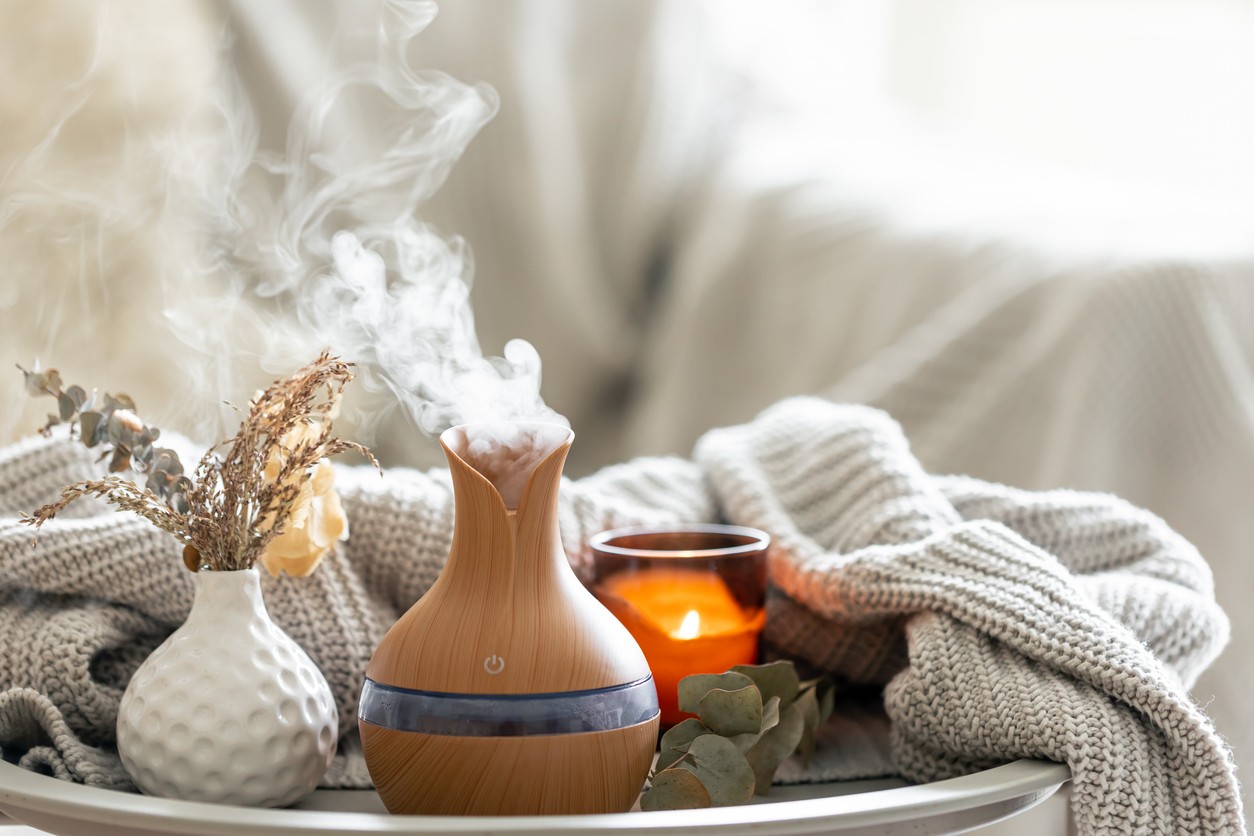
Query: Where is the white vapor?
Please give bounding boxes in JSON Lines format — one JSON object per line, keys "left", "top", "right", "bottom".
{"left": 168, "top": 0, "right": 568, "bottom": 444}
{"left": 1, "top": 0, "right": 568, "bottom": 452}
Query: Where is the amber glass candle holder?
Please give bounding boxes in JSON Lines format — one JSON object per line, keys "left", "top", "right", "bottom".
{"left": 589, "top": 525, "right": 769, "bottom": 726}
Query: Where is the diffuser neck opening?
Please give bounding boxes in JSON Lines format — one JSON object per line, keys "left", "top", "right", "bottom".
{"left": 441, "top": 421, "right": 572, "bottom": 509}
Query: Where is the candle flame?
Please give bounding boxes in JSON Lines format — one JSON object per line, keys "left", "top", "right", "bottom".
{"left": 675, "top": 610, "right": 701, "bottom": 639}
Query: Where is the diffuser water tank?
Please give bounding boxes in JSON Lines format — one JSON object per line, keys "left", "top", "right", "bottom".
{"left": 359, "top": 422, "right": 660, "bottom": 815}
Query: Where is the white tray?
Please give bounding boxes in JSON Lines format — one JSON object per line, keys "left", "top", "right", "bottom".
{"left": 0, "top": 758, "right": 1070, "bottom": 836}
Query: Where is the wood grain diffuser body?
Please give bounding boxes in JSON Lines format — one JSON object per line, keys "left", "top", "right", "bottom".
{"left": 360, "top": 422, "right": 660, "bottom": 815}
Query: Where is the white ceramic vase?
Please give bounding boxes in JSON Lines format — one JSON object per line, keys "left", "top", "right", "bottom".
{"left": 116, "top": 567, "right": 338, "bottom": 807}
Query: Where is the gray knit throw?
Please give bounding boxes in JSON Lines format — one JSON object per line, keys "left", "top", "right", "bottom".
{"left": 0, "top": 398, "right": 1242, "bottom": 834}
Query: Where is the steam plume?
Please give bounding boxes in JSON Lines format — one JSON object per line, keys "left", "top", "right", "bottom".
{"left": 3, "top": 0, "right": 567, "bottom": 451}
{"left": 183, "top": 0, "right": 569, "bottom": 442}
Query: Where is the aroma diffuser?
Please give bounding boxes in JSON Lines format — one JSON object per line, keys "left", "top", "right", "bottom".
{"left": 359, "top": 422, "right": 660, "bottom": 815}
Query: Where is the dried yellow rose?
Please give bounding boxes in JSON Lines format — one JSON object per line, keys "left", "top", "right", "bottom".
{"left": 258, "top": 425, "right": 349, "bottom": 578}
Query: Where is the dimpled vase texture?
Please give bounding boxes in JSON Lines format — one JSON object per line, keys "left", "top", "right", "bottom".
{"left": 116, "top": 568, "right": 337, "bottom": 806}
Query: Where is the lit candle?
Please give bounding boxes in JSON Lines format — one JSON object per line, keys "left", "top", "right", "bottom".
{"left": 589, "top": 526, "right": 769, "bottom": 727}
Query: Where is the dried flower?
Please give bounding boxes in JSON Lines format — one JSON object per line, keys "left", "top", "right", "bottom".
{"left": 258, "top": 423, "right": 349, "bottom": 578}
{"left": 21, "top": 351, "right": 377, "bottom": 574}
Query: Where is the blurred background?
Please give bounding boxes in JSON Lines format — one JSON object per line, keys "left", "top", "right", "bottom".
{"left": 2, "top": 0, "right": 1252, "bottom": 814}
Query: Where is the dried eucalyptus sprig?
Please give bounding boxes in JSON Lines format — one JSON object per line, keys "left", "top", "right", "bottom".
{"left": 16, "top": 363, "right": 187, "bottom": 503}
{"left": 640, "top": 661, "right": 835, "bottom": 812}
{"left": 21, "top": 351, "right": 377, "bottom": 573}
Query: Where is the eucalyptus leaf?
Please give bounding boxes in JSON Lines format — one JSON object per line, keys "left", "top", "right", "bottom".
{"left": 106, "top": 411, "right": 135, "bottom": 447}
{"left": 65, "top": 384, "right": 87, "bottom": 409}
{"left": 108, "top": 446, "right": 131, "bottom": 473}
{"left": 112, "top": 392, "right": 136, "bottom": 411}
{"left": 818, "top": 679, "right": 836, "bottom": 724}
{"left": 657, "top": 718, "right": 709, "bottom": 772}
{"left": 146, "top": 469, "right": 168, "bottom": 496}
{"left": 19, "top": 367, "right": 43, "bottom": 397}
{"left": 728, "top": 730, "right": 762, "bottom": 754}
{"left": 795, "top": 686, "right": 820, "bottom": 764}
{"left": 19, "top": 366, "right": 61, "bottom": 398}
{"left": 78, "top": 411, "right": 103, "bottom": 447}
{"left": 57, "top": 392, "right": 76, "bottom": 422}
{"left": 134, "top": 444, "right": 154, "bottom": 470}
{"left": 678, "top": 672, "right": 754, "bottom": 715}
{"left": 681, "top": 734, "right": 756, "bottom": 806}
{"left": 640, "top": 767, "right": 711, "bottom": 812}
{"left": 698, "top": 685, "right": 763, "bottom": 737}
{"left": 151, "top": 448, "right": 183, "bottom": 476}
{"left": 732, "top": 660, "right": 800, "bottom": 708}
{"left": 746, "top": 702, "right": 806, "bottom": 794}
{"left": 761, "top": 695, "right": 781, "bottom": 732}
{"left": 724, "top": 696, "right": 775, "bottom": 755}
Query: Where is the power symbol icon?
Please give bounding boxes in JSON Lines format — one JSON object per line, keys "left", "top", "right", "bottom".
{"left": 483, "top": 655, "right": 505, "bottom": 675}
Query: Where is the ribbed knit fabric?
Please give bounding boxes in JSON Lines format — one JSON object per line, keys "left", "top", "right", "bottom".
{"left": 0, "top": 399, "right": 1242, "bottom": 834}
{"left": 695, "top": 398, "right": 1241, "bottom": 835}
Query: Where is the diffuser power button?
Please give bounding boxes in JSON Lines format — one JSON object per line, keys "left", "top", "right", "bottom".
{"left": 483, "top": 655, "right": 505, "bottom": 675}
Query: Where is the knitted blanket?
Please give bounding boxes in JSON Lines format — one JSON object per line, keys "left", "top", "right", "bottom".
{"left": 0, "top": 398, "right": 1242, "bottom": 834}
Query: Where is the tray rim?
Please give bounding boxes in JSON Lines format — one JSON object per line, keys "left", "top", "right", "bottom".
{"left": 0, "top": 758, "right": 1070, "bottom": 835}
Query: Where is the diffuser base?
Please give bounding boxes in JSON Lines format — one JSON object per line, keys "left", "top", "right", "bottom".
{"left": 360, "top": 715, "right": 659, "bottom": 815}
